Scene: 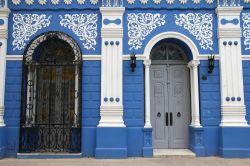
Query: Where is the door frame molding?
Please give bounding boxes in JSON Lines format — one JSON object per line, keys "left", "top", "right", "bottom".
{"left": 143, "top": 32, "right": 202, "bottom": 129}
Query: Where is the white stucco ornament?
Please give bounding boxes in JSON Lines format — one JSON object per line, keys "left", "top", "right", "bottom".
{"left": 77, "top": 0, "right": 85, "bottom": 4}
{"left": 242, "top": 13, "right": 250, "bottom": 50}
{"left": 175, "top": 13, "right": 213, "bottom": 50}
{"left": 153, "top": 0, "right": 161, "bottom": 4}
{"left": 38, "top": 0, "right": 47, "bottom": 5}
{"left": 192, "top": 0, "right": 201, "bottom": 4}
{"left": 12, "top": 14, "right": 51, "bottom": 50}
{"left": 127, "top": 0, "right": 135, "bottom": 4}
{"left": 51, "top": 0, "right": 60, "bottom": 5}
{"left": 64, "top": 0, "right": 72, "bottom": 5}
{"left": 244, "top": 0, "right": 250, "bottom": 3}
{"left": 127, "top": 13, "right": 166, "bottom": 50}
{"left": 140, "top": 0, "right": 148, "bottom": 4}
{"left": 60, "top": 14, "right": 98, "bottom": 50}
{"left": 12, "top": 0, "right": 21, "bottom": 5}
{"left": 25, "top": 0, "right": 34, "bottom": 5}
{"left": 166, "top": 0, "right": 174, "bottom": 4}
{"left": 205, "top": 0, "right": 214, "bottom": 4}
{"left": 90, "top": 0, "right": 98, "bottom": 4}
{"left": 179, "top": 0, "right": 187, "bottom": 4}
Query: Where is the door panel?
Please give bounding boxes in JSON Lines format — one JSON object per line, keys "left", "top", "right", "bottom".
{"left": 150, "top": 65, "right": 169, "bottom": 148}
{"left": 151, "top": 64, "right": 190, "bottom": 149}
{"left": 169, "top": 65, "right": 190, "bottom": 149}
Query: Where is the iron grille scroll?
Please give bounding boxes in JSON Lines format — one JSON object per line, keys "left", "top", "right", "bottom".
{"left": 20, "top": 32, "right": 82, "bottom": 153}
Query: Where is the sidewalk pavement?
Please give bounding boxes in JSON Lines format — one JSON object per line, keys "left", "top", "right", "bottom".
{"left": 1, "top": 157, "right": 250, "bottom": 166}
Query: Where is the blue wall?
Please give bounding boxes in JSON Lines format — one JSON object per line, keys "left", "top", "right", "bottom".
{"left": 198, "top": 60, "right": 221, "bottom": 156}
{"left": 123, "top": 60, "right": 145, "bottom": 157}
{"left": 243, "top": 60, "right": 250, "bottom": 124}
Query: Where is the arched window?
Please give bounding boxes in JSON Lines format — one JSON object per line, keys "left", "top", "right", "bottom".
{"left": 20, "top": 32, "right": 81, "bottom": 153}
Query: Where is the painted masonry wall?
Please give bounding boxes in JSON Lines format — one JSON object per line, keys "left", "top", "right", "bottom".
{"left": 1, "top": 0, "right": 250, "bottom": 158}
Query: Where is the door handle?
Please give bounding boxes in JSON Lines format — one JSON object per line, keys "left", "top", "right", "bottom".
{"left": 166, "top": 112, "right": 168, "bottom": 126}
{"left": 170, "top": 112, "right": 173, "bottom": 126}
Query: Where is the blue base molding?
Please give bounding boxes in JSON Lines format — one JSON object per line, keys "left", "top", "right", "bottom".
{"left": 142, "top": 128, "right": 153, "bottom": 157}
{"left": 219, "top": 127, "right": 250, "bottom": 158}
{"left": 189, "top": 126, "right": 205, "bottom": 157}
{"left": 0, "top": 127, "right": 6, "bottom": 158}
{"left": 17, "top": 153, "right": 82, "bottom": 159}
{"left": 95, "top": 127, "right": 127, "bottom": 159}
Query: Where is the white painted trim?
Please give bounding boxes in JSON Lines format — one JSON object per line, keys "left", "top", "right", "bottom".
{"left": 143, "top": 32, "right": 202, "bottom": 129}
{"left": 197, "top": 54, "right": 220, "bottom": 60}
{"left": 242, "top": 55, "right": 250, "bottom": 60}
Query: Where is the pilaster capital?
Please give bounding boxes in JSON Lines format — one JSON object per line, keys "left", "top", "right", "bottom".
{"left": 144, "top": 59, "right": 151, "bottom": 68}
{"left": 187, "top": 60, "right": 200, "bottom": 69}
{"left": 0, "top": 7, "right": 10, "bottom": 17}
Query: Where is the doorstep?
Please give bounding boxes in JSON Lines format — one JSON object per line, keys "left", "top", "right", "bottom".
{"left": 153, "top": 149, "right": 195, "bottom": 158}
{"left": 17, "top": 153, "right": 82, "bottom": 159}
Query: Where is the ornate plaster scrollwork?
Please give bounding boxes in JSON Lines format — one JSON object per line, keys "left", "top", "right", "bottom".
{"left": 12, "top": 0, "right": 21, "bottom": 5}
{"left": 166, "top": 0, "right": 174, "bottom": 4}
{"left": 77, "top": 0, "right": 85, "bottom": 4}
{"left": 153, "top": 0, "right": 161, "bottom": 4}
{"left": 179, "top": 0, "right": 187, "bottom": 4}
{"left": 60, "top": 14, "right": 98, "bottom": 50}
{"left": 51, "top": 0, "right": 60, "bottom": 5}
{"left": 127, "top": 0, "right": 135, "bottom": 4}
{"left": 90, "top": 0, "right": 98, "bottom": 4}
{"left": 12, "top": 14, "right": 51, "bottom": 51}
{"left": 64, "top": 0, "right": 72, "bottom": 5}
{"left": 175, "top": 13, "right": 213, "bottom": 50}
{"left": 25, "top": 0, "right": 34, "bottom": 5}
{"left": 38, "top": 0, "right": 47, "bottom": 5}
{"left": 242, "top": 13, "right": 250, "bottom": 50}
{"left": 127, "top": 13, "right": 166, "bottom": 50}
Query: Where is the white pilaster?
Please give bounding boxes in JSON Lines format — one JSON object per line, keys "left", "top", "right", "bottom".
{"left": 0, "top": 6, "right": 10, "bottom": 127}
{"left": 98, "top": 7, "right": 125, "bottom": 127}
{"left": 217, "top": 7, "right": 248, "bottom": 126}
{"left": 144, "top": 59, "right": 152, "bottom": 128}
{"left": 188, "top": 60, "right": 202, "bottom": 128}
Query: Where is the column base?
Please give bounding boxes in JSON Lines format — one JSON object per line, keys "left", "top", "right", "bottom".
{"left": 0, "top": 127, "right": 6, "bottom": 158}
{"left": 142, "top": 128, "right": 153, "bottom": 157}
{"left": 219, "top": 127, "right": 250, "bottom": 158}
{"left": 189, "top": 126, "right": 205, "bottom": 157}
{"left": 98, "top": 105, "right": 125, "bottom": 127}
{"left": 95, "top": 127, "right": 127, "bottom": 159}
{"left": 220, "top": 105, "right": 249, "bottom": 127}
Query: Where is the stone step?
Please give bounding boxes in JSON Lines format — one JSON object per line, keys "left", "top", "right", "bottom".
{"left": 154, "top": 149, "right": 196, "bottom": 158}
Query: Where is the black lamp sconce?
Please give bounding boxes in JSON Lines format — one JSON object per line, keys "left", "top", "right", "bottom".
{"left": 130, "top": 51, "right": 137, "bottom": 72}
{"left": 208, "top": 54, "right": 215, "bottom": 74}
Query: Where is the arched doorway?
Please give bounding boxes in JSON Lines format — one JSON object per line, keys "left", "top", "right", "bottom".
{"left": 19, "top": 32, "right": 82, "bottom": 153}
{"left": 150, "top": 42, "right": 190, "bottom": 149}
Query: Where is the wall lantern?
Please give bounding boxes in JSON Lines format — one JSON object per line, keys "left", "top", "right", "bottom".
{"left": 130, "top": 51, "right": 136, "bottom": 72}
{"left": 208, "top": 54, "right": 215, "bottom": 74}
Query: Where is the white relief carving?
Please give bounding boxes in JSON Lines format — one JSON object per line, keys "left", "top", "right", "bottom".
{"left": 38, "top": 0, "right": 47, "bottom": 5}
{"left": 90, "top": 0, "right": 98, "bottom": 4}
{"left": 25, "top": 0, "right": 34, "bottom": 5}
{"left": 153, "top": 0, "right": 161, "bottom": 4}
{"left": 64, "top": 0, "right": 72, "bottom": 4}
{"left": 244, "top": 0, "right": 250, "bottom": 3}
{"left": 179, "top": 0, "right": 187, "bottom": 4}
{"left": 175, "top": 13, "right": 213, "bottom": 50}
{"left": 12, "top": 0, "right": 21, "bottom": 5}
{"left": 77, "top": 0, "right": 85, "bottom": 4}
{"left": 166, "top": 0, "right": 174, "bottom": 4}
{"left": 192, "top": 0, "right": 201, "bottom": 4}
{"left": 127, "top": 13, "right": 166, "bottom": 50}
{"left": 60, "top": 14, "right": 98, "bottom": 50}
{"left": 243, "top": 13, "right": 250, "bottom": 50}
{"left": 51, "top": 0, "right": 60, "bottom": 5}
{"left": 12, "top": 14, "right": 51, "bottom": 51}
{"left": 140, "top": 0, "right": 148, "bottom": 4}
{"left": 127, "top": 0, "right": 135, "bottom": 4}
{"left": 205, "top": 0, "right": 214, "bottom": 4}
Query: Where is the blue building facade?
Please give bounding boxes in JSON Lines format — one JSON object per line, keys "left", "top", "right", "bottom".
{"left": 0, "top": 0, "right": 250, "bottom": 159}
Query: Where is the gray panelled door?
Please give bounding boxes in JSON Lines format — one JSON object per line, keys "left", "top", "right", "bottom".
{"left": 150, "top": 64, "right": 190, "bottom": 149}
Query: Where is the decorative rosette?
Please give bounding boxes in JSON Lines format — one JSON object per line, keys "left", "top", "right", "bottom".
{"left": 25, "top": 0, "right": 34, "bottom": 5}
{"left": 140, "top": 0, "right": 148, "bottom": 4}
{"left": 153, "top": 0, "right": 161, "bottom": 4}
{"left": 64, "top": 0, "right": 72, "bottom": 5}
{"left": 12, "top": 0, "right": 21, "bottom": 5}
{"left": 90, "top": 0, "right": 98, "bottom": 5}
{"left": 39, "top": 0, "right": 47, "bottom": 5}
{"left": 127, "top": 0, "right": 135, "bottom": 4}
{"left": 205, "top": 0, "right": 214, "bottom": 4}
{"left": 192, "top": 0, "right": 201, "bottom": 4}
{"left": 166, "top": 0, "right": 174, "bottom": 4}
{"left": 179, "top": 0, "right": 187, "bottom": 4}
{"left": 51, "top": 0, "right": 60, "bottom": 5}
{"left": 77, "top": 0, "right": 85, "bottom": 4}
